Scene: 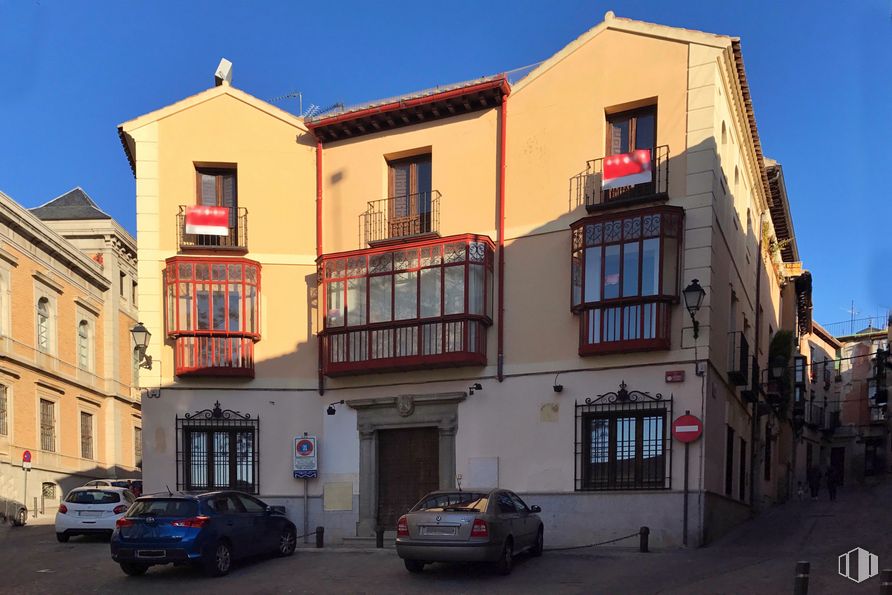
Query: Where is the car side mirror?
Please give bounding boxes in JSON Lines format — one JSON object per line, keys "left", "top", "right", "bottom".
{"left": 530, "top": 505, "right": 542, "bottom": 513}
{"left": 264, "top": 506, "right": 273, "bottom": 515}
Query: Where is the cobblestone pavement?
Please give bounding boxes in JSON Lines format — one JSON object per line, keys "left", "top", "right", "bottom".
{"left": 2, "top": 481, "right": 890, "bottom": 594}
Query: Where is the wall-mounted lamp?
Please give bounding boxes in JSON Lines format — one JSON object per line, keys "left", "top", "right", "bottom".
{"left": 553, "top": 373, "right": 563, "bottom": 393}
{"left": 327, "top": 400, "right": 345, "bottom": 415}
{"left": 682, "top": 279, "right": 707, "bottom": 339}
{"left": 130, "top": 322, "right": 153, "bottom": 370}
{"left": 468, "top": 383, "right": 482, "bottom": 396}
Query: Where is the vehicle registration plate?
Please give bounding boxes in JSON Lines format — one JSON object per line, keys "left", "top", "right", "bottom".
{"left": 79, "top": 511, "right": 103, "bottom": 517}
{"left": 422, "top": 525, "right": 457, "bottom": 536}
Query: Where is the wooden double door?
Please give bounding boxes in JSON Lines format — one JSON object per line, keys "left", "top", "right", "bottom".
{"left": 376, "top": 427, "right": 439, "bottom": 530}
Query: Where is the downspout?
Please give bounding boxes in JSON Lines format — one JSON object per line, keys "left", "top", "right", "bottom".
{"left": 316, "top": 138, "right": 325, "bottom": 396}
{"left": 749, "top": 211, "right": 767, "bottom": 510}
{"left": 497, "top": 91, "right": 509, "bottom": 382}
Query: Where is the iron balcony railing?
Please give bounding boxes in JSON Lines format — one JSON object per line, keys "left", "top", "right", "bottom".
{"left": 727, "top": 331, "right": 749, "bottom": 386}
{"left": 178, "top": 206, "right": 248, "bottom": 251}
{"left": 362, "top": 191, "right": 441, "bottom": 245}
{"left": 174, "top": 336, "right": 255, "bottom": 378}
{"left": 572, "top": 145, "right": 670, "bottom": 212}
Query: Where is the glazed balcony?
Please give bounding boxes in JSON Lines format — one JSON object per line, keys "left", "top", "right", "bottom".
{"left": 362, "top": 191, "right": 441, "bottom": 246}
{"left": 319, "top": 234, "right": 494, "bottom": 376}
{"left": 572, "top": 145, "right": 669, "bottom": 213}
{"left": 178, "top": 205, "right": 248, "bottom": 252}
{"left": 727, "top": 331, "right": 750, "bottom": 386}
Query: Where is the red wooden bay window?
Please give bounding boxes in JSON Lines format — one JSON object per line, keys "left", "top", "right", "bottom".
{"left": 570, "top": 206, "right": 683, "bottom": 355}
{"left": 165, "top": 257, "right": 260, "bottom": 377}
{"left": 319, "top": 234, "right": 494, "bottom": 376}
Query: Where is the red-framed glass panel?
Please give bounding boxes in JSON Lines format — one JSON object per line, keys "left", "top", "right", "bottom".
{"left": 570, "top": 206, "right": 682, "bottom": 355}
{"left": 165, "top": 256, "right": 260, "bottom": 377}
{"left": 319, "top": 234, "right": 494, "bottom": 376}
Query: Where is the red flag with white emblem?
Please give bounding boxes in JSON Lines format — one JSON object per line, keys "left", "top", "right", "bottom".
{"left": 185, "top": 206, "right": 229, "bottom": 236}
{"left": 603, "top": 149, "right": 652, "bottom": 190}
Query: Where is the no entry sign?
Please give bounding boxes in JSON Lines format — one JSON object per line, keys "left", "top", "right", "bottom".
{"left": 672, "top": 414, "right": 703, "bottom": 443}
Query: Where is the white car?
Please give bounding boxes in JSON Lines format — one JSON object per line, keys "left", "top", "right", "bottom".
{"left": 55, "top": 487, "right": 135, "bottom": 542}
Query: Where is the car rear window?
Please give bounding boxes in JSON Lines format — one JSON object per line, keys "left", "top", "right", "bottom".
{"left": 110, "top": 481, "right": 130, "bottom": 488}
{"left": 127, "top": 499, "right": 197, "bottom": 518}
{"left": 65, "top": 490, "right": 121, "bottom": 504}
{"left": 412, "top": 492, "right": 489, "bottom": 512}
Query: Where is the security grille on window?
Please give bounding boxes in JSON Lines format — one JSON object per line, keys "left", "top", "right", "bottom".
{"left": 575, "top": 382, "right": 671, "bottom": 491}
{"left": 0, "top": 385, "right": 7, "bottom": 436}
{"left": 40, "top": 399, "right": 55, "bottom": 452}
{"left": 80, "top": 412, "right": 93, "bottom": 460}
{"left": 176, "top": 402, "right": 258, "bottom": 494}
{"left": 42, "top": 482, "right": 56, "bottom": 499}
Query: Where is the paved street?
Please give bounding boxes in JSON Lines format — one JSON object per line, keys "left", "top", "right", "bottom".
{"left": 2, "top": 481, "right": 890, "bottom": 594}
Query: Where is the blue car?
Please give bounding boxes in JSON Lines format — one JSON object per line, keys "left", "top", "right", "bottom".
{"left": 110, "top": 491, "right": 297, "bottom": 577}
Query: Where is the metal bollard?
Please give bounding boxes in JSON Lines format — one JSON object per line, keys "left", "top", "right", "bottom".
{"left": 639, "top": 526, "right": 650, "bottom": 553}
{"left": 793, "top": 561, "right": 810, "bottom": 595}
{"left": 375, "top": 526, "right": 385, "bottom": 548}
{"left": 315, "top": 526, "right": 324, "bottom": 548}
{"left": 880, "top": 569, "right": 892, "bottom": 595}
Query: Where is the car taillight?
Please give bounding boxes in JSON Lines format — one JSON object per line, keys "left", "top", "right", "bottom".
{"left": 171, "top": 516, "right": 209, "bottom": 528}
{"left": 396, "top": 515, "right": 409, "bottom": 538}
{"left": 58, "top": 504, "right": 68, "bottom": 514}
{"left": 471, "top": 518, "right": 488, "bottom": 537}
{"left": 113, "top": 505, "right": 128, "bottom": 515}
{"left": 116, "top": 518, "right": 134, "bottom": 528}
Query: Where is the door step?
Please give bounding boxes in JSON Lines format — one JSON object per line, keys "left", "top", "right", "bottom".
{"left": 342, "top": 532, "right": 397, "bottom": 548}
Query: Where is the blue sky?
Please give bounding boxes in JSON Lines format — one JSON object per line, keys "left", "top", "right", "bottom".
{"left": 0, "top": 0, "right": 889, "bottom": 326}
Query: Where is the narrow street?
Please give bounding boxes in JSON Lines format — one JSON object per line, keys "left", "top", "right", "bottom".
{"left": 2, "top": 480, "right": 889, "bottom": 594}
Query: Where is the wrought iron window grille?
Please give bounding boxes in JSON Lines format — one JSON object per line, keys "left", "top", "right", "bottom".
{"left": 176, "top": 401, "right": 259, "bottom": 494}
{"left": 575, "top": 381, "right": 672, "bottom": 491}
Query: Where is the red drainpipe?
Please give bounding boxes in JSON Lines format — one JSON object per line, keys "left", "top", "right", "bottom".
{"left": 497, "top": 91, "right": 509, "bottom": 382}
{"left": 316, "top": 138, "right": 325, "bottom": 395}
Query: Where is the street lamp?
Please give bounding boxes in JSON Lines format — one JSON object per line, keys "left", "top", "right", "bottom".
{"left": 682, "top": 279, "right": 706, "bottom": 339}
{"left": 130, "top": 322, "right": 153, "bottom": 370}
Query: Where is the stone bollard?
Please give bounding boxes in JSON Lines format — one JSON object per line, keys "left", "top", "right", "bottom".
{"left": 793, "top": 561, "right": 810, "bottom": 595}
{"left": 639, "top": 526, "right": 650, "bottom": 553}
{"left": 315, "top": 526, "right": 324, "bottom": 548}
{"left": 880, "top": 569, "right": 892, "bottom": 595}
{"left": 376, "top": 526, "right": 385, "bottom": 548}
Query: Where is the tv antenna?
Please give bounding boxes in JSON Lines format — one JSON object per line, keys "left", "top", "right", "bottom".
{"left": 269, "top": 91, "right": 304, "bottom": 115}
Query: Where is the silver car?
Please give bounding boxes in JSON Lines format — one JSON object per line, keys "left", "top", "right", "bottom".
{"left": 395, "top": 488, "right": 543, "bottom": 575}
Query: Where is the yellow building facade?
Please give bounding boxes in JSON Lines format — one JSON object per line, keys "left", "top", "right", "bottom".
{"left": 121, "top": 14, "right": 812, "bottom": 546}
{"left": 0, "top": 188, "right": 141, "bottom": 522}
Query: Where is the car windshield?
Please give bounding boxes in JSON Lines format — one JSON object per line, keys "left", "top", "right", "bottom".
{"left": 66, "top": 490, "right": 120, "bottom": 504}
{"left": 412, "top": 492, "right": 489, "bottom": 512}
{"left": 110, "top": 481, "right": 130, "bottom": 488}
{"left": 127, "top": 499, "right": 197, "bottom": 518}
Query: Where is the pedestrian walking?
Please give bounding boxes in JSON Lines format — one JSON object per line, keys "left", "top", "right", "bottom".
{"left": 826, "top": 466, "right": 840, "bottom": 501}
{"left": 807, "top": 465, "right": 821, "bottom": 500}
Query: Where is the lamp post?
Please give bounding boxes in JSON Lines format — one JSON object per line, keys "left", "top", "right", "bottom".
{"left": 130, "top": 322, "right": 153, "bottom": 370}
{"left": 682, "top": 279, "right": 706, "bottom": 339}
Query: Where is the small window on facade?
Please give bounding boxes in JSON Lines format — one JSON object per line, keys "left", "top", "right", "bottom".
{"left": 721, "top": 121, "right": 727, "bottom": 145}
{"left": 178, "top": 410, "right": 259, "bottom": 494}
{"left": 579, "top": 409, "right": 667, "bottom": 490}
{"left": 0, "top": 384, "right": 7, "bottom": 436}
{"left": 386, "top": 155, "right": 432, "bottom": 239}
{"left": 134, "top": 426, "right": 142, "bottom": 469}
{"left": 80, "top": 411, "right": 94, "bottom": 460}
{"left": 120, "top": 272, "right": 126, "bottom": 298}
{"left": 78, "top": 320, "right": 90, "bottom": 370}
{"left": 132, "top": 280, "right": 138, "bottom": 306}
{"left": 40, "top": 398, "right": 55, "bottom": 452}
{"left": 37, "top": 298, "right": 50, "bottom": 352}
{"left": 197, "top": 167, "right": 238, "bottom": 231}
{"left": 725, "top": 426, "right": 735, "bottom": 496}
{"left": 607, "top": 106, "right": 656, "bottom": 156}
{"left": 42, "top": 482, "right": 56, "bottom": 500}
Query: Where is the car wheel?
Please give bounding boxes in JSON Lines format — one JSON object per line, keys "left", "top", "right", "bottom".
{"left": 56, "top": 532, "right": 69, "bottom": 543}
{"left": 119, "top": 562, "right": 148, "bottom": 576}
{"left": 531, "top": 526, "right": 544, "bottom": 557}
{"left": 203, "top": 540, "right": 232, "bottom": 577}
{"left": 495, "top": 538, "right": 513, "bottom": 575}
{"left": 404, "top": 559, "right": 425, "bottom": 573}
{"left": 278, "top": 527, "right": 297, "bottom": 556}
{"left": 13, "top": 508, "right": 26, "bottom": 527}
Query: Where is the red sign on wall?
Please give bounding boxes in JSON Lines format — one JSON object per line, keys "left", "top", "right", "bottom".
{"left": 665, "top": 370, "right": 685, "bottom": 383}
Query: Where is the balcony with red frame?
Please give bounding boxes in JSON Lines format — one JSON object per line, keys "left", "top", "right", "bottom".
{"left": 570, "top": 206, "right": 683, "bottom": 356}
{"left": 165, "top": 257, "right": 260, "bottom": 377}
{"left": 319, "top": 234, "right": 494, "bottom": 376}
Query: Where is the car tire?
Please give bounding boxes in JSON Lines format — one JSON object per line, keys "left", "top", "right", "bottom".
{"left": 13, "top": 508, "right": 26, "bottom": 527}
{"left": 278, "top": 527, "right": 297, "bottom": 557}
{"left": 404, "top": 559, "right": 425, "bottom": 573}
{"left": 56, "top": 532, "right": 69, "bottom": 543}
{"left": 203, "top": 540, "right": 232, "bottom": 577}
{"left": 531, "top": 526, "right": 544, "bottom": 557}
{"left": 495, "top": 538, "right": 513, "bottom": 575}
{"left": 119, "top": 562, "right": 148, "bottom": 576}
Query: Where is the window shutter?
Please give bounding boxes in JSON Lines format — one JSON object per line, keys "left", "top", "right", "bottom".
{"left": 199, "top": 174, "right": 217, "bottom": 206}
